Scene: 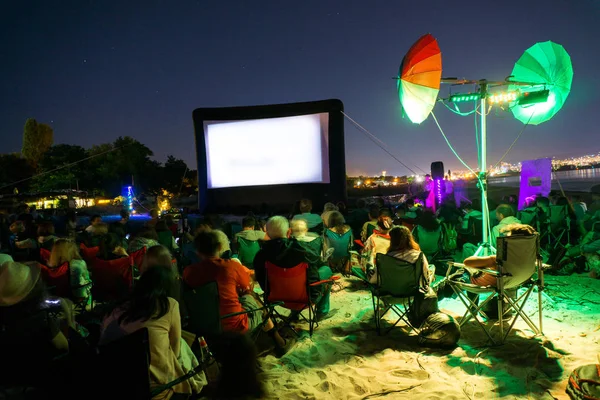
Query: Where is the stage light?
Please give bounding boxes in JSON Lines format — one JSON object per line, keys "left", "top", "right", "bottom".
{"left": 488, "top": 91, "right": 518, "bottom": 104}
{"left": 518, "top": 89, "right": 550, "bottom": 105}
{"left": 448, "top": 93, "right": 481, "bottom": 103}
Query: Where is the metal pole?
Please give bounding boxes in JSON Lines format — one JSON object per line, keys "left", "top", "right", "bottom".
{"left": 480, "top": 87, "right": 489, "bottom": 255}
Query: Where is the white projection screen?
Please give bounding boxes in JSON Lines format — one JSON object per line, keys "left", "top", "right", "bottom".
{"left": 204, "top": 113, "right": 330, "bottom": 189}
{"left": 193, "top": 99, "right": 346, "bottom": 213}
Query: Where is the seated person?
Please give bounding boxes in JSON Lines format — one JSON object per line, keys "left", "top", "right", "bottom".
{"left": 10, "top": 220, "right": 36, "bottom": 250}
{"left": 127, "top": 227, "right": 159, "bottom": 254}
{"left": 387, "top": 226, "right": 435, "bottom": 286}
{"left": 566, "top": 230, "right": 600, "bottom": 279}
{"left": 234, "top": 216, "right": 266, "bottom": 243}
{"left": 87, "top": 222, "right": 109, "bottom": 247}
{"left": 325, "top": 211, "right": 353, "bottom": 273}
{"left": 37, "top": 222, "right": 58, "bottom": 250}
{"left": 183, "top": 231, "right": 292, "bottom": 356}
{"left": 98, "top": 233, "right": 129, "bottom": 260}
{"left": 253, "top": 216, "right": 334, "bottom": 321}
{"left": 85, "top": 214, "right": 103, "bottom": 233}
{"left": 361, "top": 204, "right": 381, "bottom": 242}
{"left": 463, "top": 223, "right": 536, "bottom": 286}
{"left": 436, "top": 199, "right": 462, "bottom": 226}
{"left": 48, "top": 239, "right": 92, "bottom": 300}
{"left": 292, "top": 199, "right": 322, "bottom": 229}
{"left": 321, "top": 202, "right": 339, "bottom": 228}
{"left": 404, "top": 198, "right": 421, "bottom": 220}
{"left": 155, "top": 220, "right": 179, "bottom": 251}
{"left": 413, "top": 210, "right": 442, "bottom": 257}
{"left": 363, "top": 216, "right": 393, "bottom": 276}
{"left": 460, "top": 201, "right": 482, "bottom": 232}
{"left": 109, "top": 209, "right": 130, "bottom": 243}
{"left": 490, "top": 204, "right": 521, "bottom": 247}
{"left": 100, "top": 267, "right": 207, "bottom": 397}
{"left": 146, "top": 209, "right": 160, "bottom": 228}
{"left": 290, "top": 219, "right": 318, "bottom": 243}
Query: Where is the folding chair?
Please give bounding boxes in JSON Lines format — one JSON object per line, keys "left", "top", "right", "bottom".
{"left": 183, "top": 281, "right": 280, "bottom": 359}
{"left": 40, "top": 247, "right": 52, "bottom": 264}
{"left": 264, "top": 262, "right": 339, "bottom": 337}
{"left": 548, "top": 205, "right": 571, "bottom": 247}
{"left": 308, "top": 222, "right": 324, "bottom": 235}
{"left": 157, "top": 230, "right": 174, "bottom": 252}
{"left": 466, "top": 216, "right": 483, "bottom": 246}
{"left": 371, "top": 253, "right": 424, "bottom": 335}
{"left": 92, "top": 328, "right": 206, "bottom": 399}
{"left": 324, "top": 229, "right": 353, "bottom": 274}
{"left": 39, "top": 262, "right": 92, "bottom": 311}
{"left": 237, "top": 237, "right": 261, "bottom": 268}
{"left": 90, "top": 256, "right": 134, "bottom": 302}
{"left": 517, "top": 209, "right": 537, "bottom": 226}
{"left": 79, "top": 243, "right": 100, "bottom": 263}
{"left": 445, "top": 233, "right": 545, "bottom": 344}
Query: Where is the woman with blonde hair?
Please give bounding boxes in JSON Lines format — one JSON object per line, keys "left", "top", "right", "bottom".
{"left": 49, "top": 239, "right": 92, "bottom": 300}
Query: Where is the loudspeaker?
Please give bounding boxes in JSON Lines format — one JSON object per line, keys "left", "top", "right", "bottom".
{"left": 431, "top": 161, "right": 445, "bottom": 180}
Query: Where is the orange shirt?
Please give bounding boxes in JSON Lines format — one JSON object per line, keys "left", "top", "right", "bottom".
{"left": 183, "top": 257, "right": 252, "bottom": 333}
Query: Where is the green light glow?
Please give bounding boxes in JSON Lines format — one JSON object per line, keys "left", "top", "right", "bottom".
{"left": 508, "top": 41, "right": 573, "bottom": 125}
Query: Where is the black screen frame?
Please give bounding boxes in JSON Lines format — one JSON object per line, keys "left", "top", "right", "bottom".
{"left": 192, "top": 99, "right": 346, "bottom": 214}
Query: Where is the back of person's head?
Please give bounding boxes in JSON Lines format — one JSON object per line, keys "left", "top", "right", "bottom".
{"left": 290, "top": 219, "right": 308, "bottom": 237}
{"left": 165, "top": 215, "right": 175, "bottom": 226}
{"left": 91, "top": 215, "right": 102, "bottom": 224}
{"left": 368, "top": 204, "right": 380, "bottom": 220}
{"left": 194, "top": 230, "right": 222, "bottom": 257}
{"left": 49, "top": 239, "right": 81, "bottom": 266}
{"left": 266, "top": 216, "right": 289, "bottom": 239}
{"left": 356, "top": 198, "right": 366, "bottom": 209}
{"left": 143, "top": 245, "right": 173, "bottom": 275}
{"left": 379, "top": 208, "right": 393, "bottom": 218}
{"left": 406, "top": 198, "right": 415, "bottom": 207}
{"left": 213, "top": 230, "right": 231, "bottom": 254}
{"left": 419, "top": 210, "right": 440, "bottom": 231}
{"left": 149, "top": 209, "right": 159, "bottom": 219}
{"left": 214, "top": 332, "right": 264, "bottom": 399}
{"left": 496, "top": 204, "right": 514, "bottom": 219}
{"left": 119, "top": 266, "right": 174, "bottom": 324}
{"left": 556, "top": 196, "right": 569, "bottom": 206}
{"left": 37, "top": 221, "right": 55, "bottom": 237}
{"left": 155, "top": 220, "right": 169, "bottom": 232}
{"left": 328, "top": 211, "right": 346, "bottom": 233}
{"left": 461, "top": 201, "right": 473, "bottom": 211}
{"left": 388, "top": 226, "right": 420, "bottom": 252}
{"left": 299, "top": 199, "right": 312, "bottom": 213}
{"left": 120, "top": 209, "right": 130, "bottom": 220}
{"left": 99, "top": 233, "right": 121, "bottom": 258}
{"left": 322, "top": 202, "right": 338, "bottom": 213}
{"left": 137, "top": 227, "right": 159, "bottom": 241}
{"left": 242, "top": 216, "right": 256, "bottom": 229}
{"left": 377, "top": 216, "right": 393, "bottom": 232}
{"left": 536, "top": 197, "right": 550, "bottom": 208}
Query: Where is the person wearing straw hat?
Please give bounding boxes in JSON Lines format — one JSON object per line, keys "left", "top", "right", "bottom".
{"left": 0, "top": 261, "right": 69, "bottom": 355}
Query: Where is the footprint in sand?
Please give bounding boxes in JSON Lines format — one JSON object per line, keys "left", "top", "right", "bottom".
{"left": 316, "top": 370, "right": 327, "bottom": 380}
{"left": 389, "top": 369, "right": 429, "bottom": 381}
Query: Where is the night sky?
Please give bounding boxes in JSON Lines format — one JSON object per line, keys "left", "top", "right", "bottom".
{"left": 1, "top": 0, "right": 598, "bottom": 177}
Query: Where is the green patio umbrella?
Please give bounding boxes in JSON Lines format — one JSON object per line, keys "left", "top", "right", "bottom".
{"left": 508, "top": 41, "right": 573, "bottom": 125}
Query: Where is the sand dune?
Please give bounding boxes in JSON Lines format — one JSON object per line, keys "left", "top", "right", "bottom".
{"left": 256, "top": 273, "right": 600, "bottom": 399}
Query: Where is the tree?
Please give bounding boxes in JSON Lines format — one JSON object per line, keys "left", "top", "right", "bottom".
{"left": 32, "top": 144, "right": 87, "bottom": 192}
{"left": 0, "top": 154, "right": 34, "bottom": 194}
{"left": 21, "top": 118, "right": 54, "bottom": 168}
{"left": 161, "top": 155, "right": 188, "bottom": 194}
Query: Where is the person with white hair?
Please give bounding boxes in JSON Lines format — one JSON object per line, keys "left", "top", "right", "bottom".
{"left": 321, "top": 202, "right": 339, "bottom": 228}
{"left": 254, "top": 216, "right": 335, "bottom": 321}
{"left": 290, "top": 219, "right": 317, "bottom": 243}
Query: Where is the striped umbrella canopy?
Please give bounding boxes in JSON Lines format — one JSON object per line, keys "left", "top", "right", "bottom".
{"left": 398, "top": 34, "right": 442, "bottom": 124}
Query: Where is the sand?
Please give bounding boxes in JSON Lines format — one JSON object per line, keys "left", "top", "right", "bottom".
{"left": 255, "top": 273, "right": 600, "bottom": 400}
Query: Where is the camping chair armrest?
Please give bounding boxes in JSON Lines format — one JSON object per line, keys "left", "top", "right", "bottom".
{"left": 221, "top": 301, "right": 285, "bottom": 320}
{"left": 446, "top": 261, "right": 501, "bottom": 277}
{"left": 309, "top": 276, "right": 341, "bottom": 287}
{"left": 72, "top": 281, "right": 93, "bottom": 290}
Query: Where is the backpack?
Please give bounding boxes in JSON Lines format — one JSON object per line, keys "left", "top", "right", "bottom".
{"left": 441, "top": 223, "right": 457, "bottom": 253}
{"left": 566, "top": 364, "right": 600, "bottom": 400}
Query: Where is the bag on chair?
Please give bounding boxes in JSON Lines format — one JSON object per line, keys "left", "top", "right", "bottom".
{"left": 566, "top": 364, "right": 600, "bottom": 400}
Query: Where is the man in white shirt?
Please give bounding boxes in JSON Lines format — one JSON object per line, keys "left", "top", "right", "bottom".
{"left": 491, "top": 204, "right": 521, "bottom": 247}
{"left": 85, "top": 215, "right": 103, "bottom": 233}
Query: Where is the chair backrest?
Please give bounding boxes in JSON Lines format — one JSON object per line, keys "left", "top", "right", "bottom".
{"left": 39, "top": 238, "right": 55, "bottom": 251}
{"left": 297, "top": 236, "right": 323, "bottom": 258}
{"left": 468, "top": 216, "right": 483, "bottom": 243}
{"left": 496, "top": 233, "right": 539, "bottom": 289}
{"left": 324, "top": 229, "right": 353, "bottom": 259}
{"left": 182, "top": 281, "right": 222, "bottom": 338}
{"left": 40, "top": 247, "right": 52, "bottom": 263}
{"left": 517, "top": 209, "right": 537, "bottom": 226}
{"left": 95, "top": 328, "right": 151, "bottom": 399}
{"left": 549, "top": 205, "right": 568, "bottom": 229}
{"left": 39, "top": 262, "right": 71, "bottom": 298}
{"left": 375, "top": 253, "right": 422, "bottom": 297}
{"left": 157, "top": 230, "right": 174, "bottom": 251}
{"left": 80, "top": 243, "right": 100, "bottom": 262}
{"left": 265, "top": 262, "right": 309, "bottom": 310}
{"left": 91, "top": 256, "right": 134, "bottom": 301}
{"left": 237, "top": 237, "right": 261, "bottom": 268}
{"left": 415, "top": 226, "right": 442, "bottom": 256}
{"left": 129, "top": 246, "right": 147, "bottom": 270}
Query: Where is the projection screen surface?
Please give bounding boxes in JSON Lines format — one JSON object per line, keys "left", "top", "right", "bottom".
{"left": 204, "top": 113, "right": 330, "bottom": 189}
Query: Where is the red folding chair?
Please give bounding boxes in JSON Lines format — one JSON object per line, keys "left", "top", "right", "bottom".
{"left": 91, "top": 257, "right": 134, "bottom": 302}
{"left": 265, "top": 261, "right": 339, "bottom": 336}
{"left": 40, "top": 248, "right": 52, "bottom": 264}
{"left": 80, "top": 243, "right": 100, "bottom": 262}
{"left": 129, "top": 247, "right": 147, "bottom": 271}
{"left": 39, "top": 262, "right": 70, "bottom": 298}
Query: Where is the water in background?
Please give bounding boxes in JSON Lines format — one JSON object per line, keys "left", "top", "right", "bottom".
{"left": 488, "top": 169, "right": 600, "bottom": 192}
